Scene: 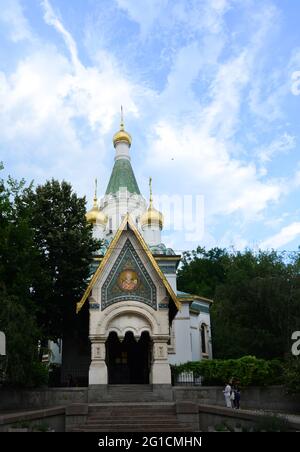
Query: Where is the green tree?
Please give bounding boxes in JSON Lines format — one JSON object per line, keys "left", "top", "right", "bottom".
{"left": 177, "top": 247, "right": 230, "bottom": 298}
{"left": 0, "top": 168, "right": 99, "bottom": 386}
{"left": 212, "top": 250, "right": 300, "bottom": 359}
{"left": 17, "top": 179, "right": 99, "bottom": 339}
{"left": 0, "top": 166, "right": 45, "bottom": 386}
{"left": 0, "top": 293, "right": 47, "bottom": 387}
{"left": 178, "top": 246, "right": 300, "bottom": 359}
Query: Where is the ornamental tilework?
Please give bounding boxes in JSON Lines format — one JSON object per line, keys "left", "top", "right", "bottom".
{"left": 101, "top": 239, "right": 157, "bottom": 310}
{"left": 158, "top": 264, "right": 176, "bottom": 274}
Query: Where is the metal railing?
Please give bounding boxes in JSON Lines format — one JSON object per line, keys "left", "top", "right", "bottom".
{"left": 171, "top": 370, "right": 202, "bottom": 386}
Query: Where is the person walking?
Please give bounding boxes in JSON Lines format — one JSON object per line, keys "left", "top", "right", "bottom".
{"left": 223, "top": 382, "right": 232, "bottom": 408}
{"left": 233, "top": 385, "right": 241, "bottom": 409}
{"left": 230, "top": 386, "right": 235, "bottom": 407}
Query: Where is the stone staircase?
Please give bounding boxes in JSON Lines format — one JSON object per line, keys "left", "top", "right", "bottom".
{"left": 71, "top": 402, "right": 195, "bottom": 432}
{"left": 89, "top": 384, "right": 173, "bottom": 402}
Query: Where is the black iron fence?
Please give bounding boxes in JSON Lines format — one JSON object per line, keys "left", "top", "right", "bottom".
{"left": 171, "top": 369, "right": 202, "bottom": 386}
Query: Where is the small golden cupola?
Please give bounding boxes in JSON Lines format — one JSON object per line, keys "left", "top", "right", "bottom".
{"left": 113, "top": 105, "right": 132, "bottom": 148}
{"left": 85, "top": 179, "right": 108, "bottom": 226}
{"left": 141, "top": 177, "right": 164, "bottom": 230}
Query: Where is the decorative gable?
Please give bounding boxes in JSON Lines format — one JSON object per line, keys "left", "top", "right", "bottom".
{"left": 76, "top": 214, "right": 180, "bottom": 314}
{"left": 101, "top": 239, "right": 157, "bottom": 310}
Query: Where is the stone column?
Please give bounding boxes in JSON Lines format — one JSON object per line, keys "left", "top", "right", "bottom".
{"left": 88, "top": 336, "right": 107, "bottom": 385}
{"left": 150, "top": 336, "right": 171, "bottom": 384}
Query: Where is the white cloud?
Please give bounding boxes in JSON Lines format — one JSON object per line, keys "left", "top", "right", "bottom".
{"left": 201, "top": 51, "right": 250, "bottom": 139}
{"left": 218, "top": 231, "right": 249, "bottom": 250}
{"left": 289, "top": 49, "right": 300, "bottom": 96}
{"left": 41, "top": 1, "right": 141, "bottom": 132}
{"left": 260, "top": 222, "right": 300, "bottom": 249}
{"left": 0, "top": 1, "right": 143, "bottom": 136}
{"left": 0, "top": 0, "right": 298, "bottom": 252}
{"left": 257, "top": 133, "right": 296, "bottom": 164}
{"left": 148, "top": 122, "right": 282, "bottom": 220}
{"left": 115, "top": 0, "right": 232, "bottom": 38}
{"left": 42, "top": 0, "right": 81, "bottom": 71}
{"left": 0, "top": 0, "right": 34, "bottom": 42}
{"left": 0, "top": 1, "right": 145, "bottom": 204}
{"left": 142, "top": 2, "right": 284, "bottom": 223}
{"left": 293, "top": 169, "right": 300, "bottom": 187}
{"left": 289, "top": 48, "right": 300, "bottom": 76}
{"left": 115, "top": 0, "right": 167, "bottom": 36}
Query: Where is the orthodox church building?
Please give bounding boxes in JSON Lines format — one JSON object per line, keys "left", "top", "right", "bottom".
{"left": 61, "top": 111, "right": 212, "bottom": 389}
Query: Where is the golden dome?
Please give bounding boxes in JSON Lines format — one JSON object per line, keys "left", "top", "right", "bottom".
{"left": 85, "top": 204, "right": 107, "bottom": 226}
{"left": 113, "top": 129, "right": 132, "bottom": 147}
{"left": 140, "top": 177, "right": 164, "bottom": 230}
{"left": 86, "top": 179, "right": 108, "bottom": 226}
{"left": 141, "top": 205, "right": 164, "bottom": 229}
{"left": 113, "top": 106, "right": 132, "bottom": 147}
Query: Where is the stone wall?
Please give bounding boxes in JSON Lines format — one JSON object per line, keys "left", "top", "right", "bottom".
{"left": 0, "top": 385, "right": 299, "bottom": 413}
{"left": 0, "top": 407, "right": 65, "bottom": 432}
{"left": 0, "top": 388, "right": 87, "bottom": 411}
{"left": 173, "top": 385, "right": 300, "bottom": 413}
{"left": 197, "top": 404, "right": 300, "bottom": 432}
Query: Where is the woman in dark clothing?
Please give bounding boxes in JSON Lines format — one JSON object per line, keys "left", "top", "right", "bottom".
{"left": 233, "top": 386, "right": 241, "bottom": 409}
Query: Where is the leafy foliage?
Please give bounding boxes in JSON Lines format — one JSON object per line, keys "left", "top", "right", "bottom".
{"left": 171, "top": 356, "right": 285, "bottom": 386}
{"left": 283, "top": 358, "right": 300, "bottom": 394}
{"left": 178, "top": 247, "right": 300, "bottom": 359}
{"left": 0, "top": 166, "right": 98, "bottom": 386}
{"left": 253, "top": 414, "right": 289, "bottom": 432}
{"left": 0, "top": 293, "right": 47, "bottom": 387}
{"left": 17, "top": 178, "right": 99, "bottom": 339}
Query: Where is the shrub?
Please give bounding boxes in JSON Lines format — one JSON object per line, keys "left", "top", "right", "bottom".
{"left": 29, "top": 361, "right": 49, "bottom": 387}
{"left": 253, "top": 414, "right": 289, "bottom": 432}
{"left": 171, "top": 355, "right": 285, "bottom": 387}
{"left": 32, "top": 422, "right": 51, "bottom": 432}
{"left": 283, "top": 358, "right": 300, "bottom": 394}
{"left": 214, "top": 423, "right": 229, "bottom": 432}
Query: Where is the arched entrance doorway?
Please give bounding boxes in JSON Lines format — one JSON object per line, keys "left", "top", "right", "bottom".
{"left": 106, "top": 331, "right": 150, "bottom": 384}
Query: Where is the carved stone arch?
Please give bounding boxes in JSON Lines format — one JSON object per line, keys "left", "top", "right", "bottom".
{"left": 106, "top": 326, "right": 123, "bottom": 337}
{"left": 97, "top": 301, "right": 160, "bottom": 337}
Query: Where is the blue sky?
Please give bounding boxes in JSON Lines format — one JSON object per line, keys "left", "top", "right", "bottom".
{"left": 0, "top": 0, "right": 300, "bottom": 253}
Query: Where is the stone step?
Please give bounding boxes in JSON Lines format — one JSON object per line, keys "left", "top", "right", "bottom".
{"left": 88, "top": 415, "right": 177, "bottom": 421}
{"left": 87, "top": 418, "right": 179, "bottom": 424}
{"left": 86, "top": 423, "right": 180, "bottom": 427}
{"left": 89, "top": 386, "right": 173, "bottom": 403}
{"left": 88, "top": 408, "right": 175, "bottom": 414}
{"left": 88, "top": 406, "right": 175, "bottom": 415}
{"left": 95, "top": 396, "right": 165, "bottom": 402}
{"left": 89, "top": 402, "right": 175, "bottom": 406}
{"left": 88, "top": 412, "right": 176, "bottom": 418}
{"left": 108, "top": 385, "right": 152, "bottom": 390}
{"left": 72, "top": 428, "right": 195, "bottom": 432}
{"left": 72, "top": 425, "right": 194, "bottom": 432}
{"left": 97, "top": 398, "right": 164, "bottom": 402}
{"left": 70, "top": 401, "right": 195, "bottom": 432}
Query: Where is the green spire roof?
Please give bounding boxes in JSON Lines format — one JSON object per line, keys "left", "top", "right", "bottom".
{"left": 105, "top": 158, "right": 141, "bottom": 195}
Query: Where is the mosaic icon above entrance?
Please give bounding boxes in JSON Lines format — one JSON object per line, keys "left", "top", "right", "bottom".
{"left": 118, "top": 269, "right": 139, "bottom": 292}
{"left": 101, "top": 239, "right": 157, "bottom": 310}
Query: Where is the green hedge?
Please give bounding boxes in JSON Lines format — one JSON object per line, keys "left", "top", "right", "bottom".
{"left": 283, "top": 358, "right": 300, "bottom": 394}
{"left": 171, "top": 355, "right": 284, "bottom": 386}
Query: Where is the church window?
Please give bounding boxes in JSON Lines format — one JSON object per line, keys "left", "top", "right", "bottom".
{"left": 201, "top": 324, "right": 208, "bottom": 355}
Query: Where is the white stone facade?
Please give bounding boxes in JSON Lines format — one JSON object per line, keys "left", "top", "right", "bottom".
{"left": 83, "top": 120, "right": 213, "bottom": 386}
{"left": 100, "top": 190, "right": 147, "bottom": 240}
{"left": 88, "top": 228, "right": 172, "bottom": 385}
